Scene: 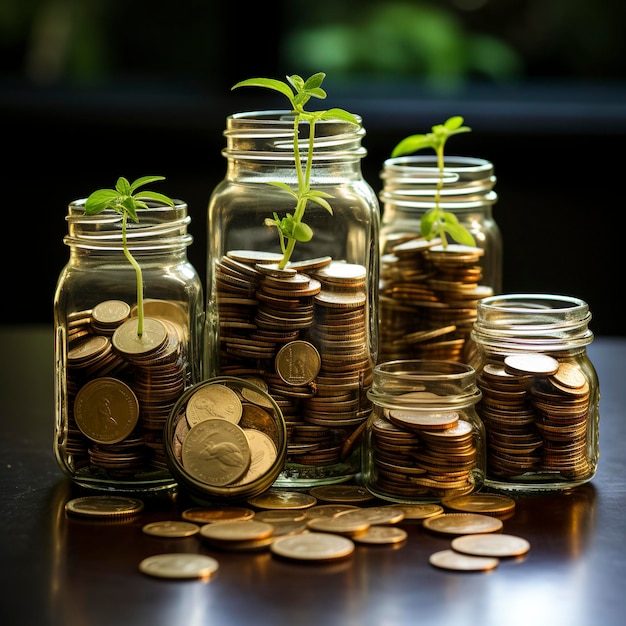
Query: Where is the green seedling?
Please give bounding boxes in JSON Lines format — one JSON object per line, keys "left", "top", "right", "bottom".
{"left": 232, "top": 72, "right": 358, "bottom": 269}
{"left": 391, "top": 116, "right": 476, "bottom": 247}
{"left": 84, "top": 175, "right": 175, "bottom": 336}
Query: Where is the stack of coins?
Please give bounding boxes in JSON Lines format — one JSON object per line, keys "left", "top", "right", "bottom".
{"left": 65, "top": 299, "right": 188, "bottom": 478}
{"left": 367, "top": 406, "right": 478, "bottom": 500}
{"left": 215, "top": 252, "right": 374, "bottom": 471}
{"left": 477, "top": 354, "right": 592, "bottom": 480}
{"left": 379, "top": 236, "right": 493, "bottom": 362}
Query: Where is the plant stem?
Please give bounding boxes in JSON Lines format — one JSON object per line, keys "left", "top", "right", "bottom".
{"left": 121, "top": 213, "right": 144, "bottom": 336}
{"left": 435, "top": 144, "right": 447, "bottom": 247}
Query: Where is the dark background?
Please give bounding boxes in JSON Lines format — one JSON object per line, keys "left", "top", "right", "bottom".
{"left": 1, "top": 0, "right": 624, "bottom": 336}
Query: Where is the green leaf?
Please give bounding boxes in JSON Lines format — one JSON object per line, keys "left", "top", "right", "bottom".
{"left": 420, "top": 211, "right": 437, "bottom": 239}
{"left": 445, "top": 222, "right": 476, "bottom": 246}
{"left": 292, "top": 221, "right": 313, "bottom": 242}
{"left": 232, "top": 77, "right": 294, "bottom": 103}
{"left": 303, "top": 72, "right": 326, "bottom": 90}
{"left": 391, "top": 134, "right": 435, "bottom": 158}
{"left": 135, "top": 190, "right": 176, "bottom": 207}
{"left": 129, "top": 175, "right": 166, "bottom": 193}
{"left": 84, "top": 189, "right": 119, "bottom": 214}
{"left": 268, "top": 181, "right": 298, "bottom": 200}
{"left": 115, "top": 177, "right": 132, "bottom": 195}
{"left": 323, "top": 108, "right": 359, "bottom": 124}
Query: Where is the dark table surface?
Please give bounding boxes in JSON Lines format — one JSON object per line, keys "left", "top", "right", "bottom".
{"left": 1, "top": 326, "right": 625, "bottom": 626}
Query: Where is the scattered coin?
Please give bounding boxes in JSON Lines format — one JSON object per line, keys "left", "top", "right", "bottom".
{"left": 65, "top": 495, "right": 144, "bottom": 518}
{"left": 304, "top": 504, "right": 359, "bottom": 519}
{"left": 270, "top": 532, "right": 355, "bottom": 561}
{"left": 335, "top": 506, "right": 405, "bottom": 525}
{"left": 306, "top": 515, "right": 371, "bottom": 537}
{"left": 423, "top": 513, "right": 503, "bottom": 535}
{"left": 352, "top": 525, "right": 408, "bottom": 545}
{"left": 254, "top": 509, "right": 307, "bottom": 523}
{"left": 308, "top": 484, "right": 375, "bottom": 504}
{"left": 142, "top": 520, "right": 200, "bottom": 538}
{"left": 451, "top": 533, "right": 531, "bottom": 558}
{"left": 441, "top": 493, "right": 516, "bottom": 517}
{"left": 199, "top": 519, "right": 275, "bottom": 542}
{"left": 138, "top": 553, "right": 219, "bottom": 579}
{"left": 181, "top": 507, "right": 256, "bottom": 524}
{"left": 429, "top": 549, "right": 499, "bottom": 572}
{"left": 387, "top": 503, "right": 444, "bottom": 521}
{"left": 247, "top": 489, "right": 318, "bottom": 510}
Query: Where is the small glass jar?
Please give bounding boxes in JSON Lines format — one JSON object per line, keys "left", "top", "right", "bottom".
{"left": 54, "top": 199, "right": 204, "bottom": 492}
{"left": 362, "top": 359, "right": 485, "bottom": 503}
{"left": 378, "top": 156, "right": 502, "bottom": 363}
{"left": 206, "top": 110, "right": 380, "bottom": 486}
{"left": 468, "top": 293, "right": 600, "bottom": 492}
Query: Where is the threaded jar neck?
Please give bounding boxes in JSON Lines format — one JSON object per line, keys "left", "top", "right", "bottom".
{"left": 64, "top": 200, "right": 193, "bottom": 252}
{"left": 471, "top": 293, "right": 594, "bottom": 352}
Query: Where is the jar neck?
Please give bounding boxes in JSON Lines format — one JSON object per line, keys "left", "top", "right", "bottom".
{"left": 222, "top": 110, "right": 368, "bottom": 181}
{"left": 471, "top": 294, "right": 594, "bottom": 352}
{"left": 64, "top": 200, "right": 194, "bottom": 254}
{"left": 367, "top": 359, "right": 482, "bottom": 410}
{"left": 379, "top": 155, "right": 497, "bottom": 213}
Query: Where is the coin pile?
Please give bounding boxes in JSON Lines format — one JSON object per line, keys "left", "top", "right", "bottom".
{"left": 367, "top": 407, "right": 479, "bottom": 500}
{"left": 476, "top": 354, "right": 592, "bottom": 481}
{"left": 166, "top": 380, "right": 284, "bottom": 498}
{"left": 379, "top": 236, "right": 493, "bottom": 362}
{"left": 215, "top": 251, "right": 375, "bottom": 471}
{"left": 65, "top": 299, "right": 189, "bottom": 478}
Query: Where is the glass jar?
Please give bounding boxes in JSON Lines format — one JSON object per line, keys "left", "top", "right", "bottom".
{"left": 378, "top": 155, "right": 501, "bottom": 363}
{"left": 468, "top": 293, "right": 600, "bottom": 492}
{"left": 206, "top": 110, "right": 380, "bottom": 486}
{"left": 54, "top": 199, "right": 204, "bottom": 492}
{"left": 362, "top": 359, "right": 485, "bottom": 503}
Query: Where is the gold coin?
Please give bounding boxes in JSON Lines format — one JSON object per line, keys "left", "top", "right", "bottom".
{"left": 441, "top": 493, "right": 516, "bottom": 517}
{"left": 429, "top": 549, "right": 499, "bottom": 571}
{"left": 275, "top": 340, "right": 321, "bottom": 386}
{"left": 423, "top": 513, "right": 503, "bottom": 535}
{"left": 181, "top": 419, "right": 251, "bottom": 486}
{"left": 142, "top": 520, "right": 200, "bottom": 538}
{"left": 73, "top": 377, "right": 139, "bottom": 444}
{"left": 386, "top": 503, "right": 444, "bottom": 521}
{"left": 308, "top": 485, "right": 375, "bottom": 504}
{"left": 138, "top": 553, "right": 219, "bottom": 579}
{"left": 111, "top": 316, "right": 168, "bottom": 356}
{"left": 65, "top": 495, "right": 144, "bottom": 518}
{"left": 231, "top": 429, "right": 278, "bottom": 485}
{"left": 304, "top": 504, "right": 359, "bottom": 519}
{"left": 247, "top": 489, "right": 318, "bottom": 510}
{"left": 270, "top": 532, "right": 355, "bottom": 561}
{"left": 451, "top": 533, "right": 530, "bottom": 557}
{"left": 199, "top": 519, "right": 275, "bottom": 542}
{"left": 182, "top": 507, "right": 256, "bottom": 523}
{"left": 352, "top": 526, "right": 408, "bottom": 545}
{"left": 186, "top": 383, "right": 243, "bottom": 427}
{"left": 335, "top": 506, "right": 405, "bottom": 525}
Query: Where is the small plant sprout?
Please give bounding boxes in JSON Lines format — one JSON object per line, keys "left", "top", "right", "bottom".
{"left": 84, "top": 176, "right": 175, "bottom": 336}
{"left": 391, "top": 116, "right": 476, "bottom": 248}
{"left": 232, "top": 72, "right": 359, "bottom": 269}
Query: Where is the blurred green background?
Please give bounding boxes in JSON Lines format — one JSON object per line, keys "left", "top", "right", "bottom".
{"left": 2, "top": 0, "right": 624, "bottom": 335}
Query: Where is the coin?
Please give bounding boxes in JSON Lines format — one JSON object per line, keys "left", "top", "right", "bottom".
{"left": 275, "top": 340, "right": 321, "bottom": 386}
{"left": 270, "top": 532, "right": 355, "bottom": 561}
{"left": 65, "top": 495, "right": 144, "bottom": 518}
{"left": 335, "top": 506, "right": 405, "bottom": 525}
{"left": 73, "top": 377, "right": 139, "bottom": 444}
{"left": 441, "top": 493, "right": 516, "bottom": 517}
{"left": 186, "top": 383, "right": 243, "bottom": 427}
{"left": 423, "top": 513, "right": 503, "bottom": 535}
{"left": 112, "top": 316, "right": 168, "bottom": 356}
{"left": 308, "top": 484, "right": 375, "bottom": 504}
{"left": 429, "top": 549, "right": 499, "bottom": 571}
{"left": 386, "top": 503, "right": 444, "bottom": 521}
{"left": 352, "top": 526, "right": 408, "bottom": 545}
{"left": 182, "top": 507, "right": 256, "bottom": 523}
{"left": 304, "top": 504, "right": 359, "bottom": 519}
{"left": 138, "top": 553, "right": 219, "bottom": 579}
{"left": 181, "top": 419, "right": 251, "bottom": 486}
{"left": 306, "top": 516, "right": 371, "bottom": 536}
{"left": 199, "top": 519, "right": 275, "bottom": 542}
{"left": 92, "top": 299, "right": 131, "bottom": 326}
{"left": 142, "top": 520, "right": 200, "bottom": 538}
{"left": 451, "top": 533, "right": 530, "bottom": 557}
{"left": 231, "top": 429, "right": 278, "bottom": 485}
{"left": 504, "top": 353, "right": 560, "bottom": 376}
{"left": 247, "top": 489, "right": 317, "bottom": 510}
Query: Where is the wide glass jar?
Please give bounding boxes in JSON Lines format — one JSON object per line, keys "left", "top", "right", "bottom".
{"left": 206, "top": 110, "right": 380, "bottom": 486}
{"left": 468, "top": 293, "right": 600, "bottom": 492}
{"left": 362, "top": 359, "right": 485, "bottom": 503}
{"left": 378, "top": 156, "right": 501, "bottom": 363}
{"left": 54, "top": 199, "right": 204, "bottom": 492}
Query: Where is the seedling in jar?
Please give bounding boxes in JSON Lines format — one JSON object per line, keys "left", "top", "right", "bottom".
{"left": 391, "top": 116, "right": 476, "bottom": 247}
{"left": 232, "top": 72, "right": 358, "bottom": 268}
{"left": 84, "top": 175, "right": 175, "bottom": 336}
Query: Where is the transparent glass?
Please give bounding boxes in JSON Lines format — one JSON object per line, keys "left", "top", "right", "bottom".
{"left": 206, "top": 110, "right": 380, "bottom": 486}
{"left": 468, "top": 293, "right": 600, "bottom": 492}
{"left": 54, "top": 199, "right": 204, "bottom": 492}
{"left": 378, "top": 155, "right": 502, "bottom": 363}
{"left": 363, "top": 359, "right": 485, "bottom": 503}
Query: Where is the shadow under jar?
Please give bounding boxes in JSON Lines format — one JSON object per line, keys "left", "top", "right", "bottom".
{"left": 205, "top": 110, "right": 380, "bottom": 487}
{"left": 54, "top": 199, "right": 204, "bottom": 492}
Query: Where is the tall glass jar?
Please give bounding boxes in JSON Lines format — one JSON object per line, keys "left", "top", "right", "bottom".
{"left": 468, "top": 293, "right": 600, "bottom": 492}
{"left": 362, "top": 359, "right": 485, "bottom": 503}
{"left": 54, "top": 199, "right": 204, "bottom": 492}
{"left": 378, "top": 156, "right": 501, "bottom": 363}
{"left": 206, "top": 110, "right": 380, "bottom": 486}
